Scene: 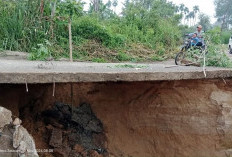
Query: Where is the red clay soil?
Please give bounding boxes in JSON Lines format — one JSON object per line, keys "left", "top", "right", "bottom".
{"left": 1, "top": 80, "right": 232, "bottom": 157}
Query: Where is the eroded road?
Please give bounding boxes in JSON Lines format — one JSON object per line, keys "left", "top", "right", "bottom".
{"left": 0, "top": 51, "right": 232, "bottom": 83}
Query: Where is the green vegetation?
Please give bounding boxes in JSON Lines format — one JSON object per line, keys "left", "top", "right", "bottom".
{"left": 182, "top": 28, "right": 232, "bottom": 68}
{"left": 108, "top": 64, "right": 149, "bottom": 69}
{"left": 0, "top": 0, "right": 231, "bottom": 68}
{"left": 206, "top": 45, "right": 232, "bottom": 67}
{"left": 0, "top": 0, "right": 183, "bottom": 62}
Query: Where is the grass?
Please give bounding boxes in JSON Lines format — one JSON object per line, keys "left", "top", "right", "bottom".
{"left": 0, "top": 1, "right": 231, "bottom": 69}
{"left": 206, "top": 44, "right": 232, "bottom": 68}
{"left": 0, "top": 1, "right": 182, "bottom": 63}
{"left": 108, "top": 64, "right": 149, "bottom": 69}
{"left": 116, "top": 51, "right": 132, "bottom": 61}
{"left": 92, "top": 57, "right": 106, "bottom": 63}
{"left": 152, "top": 55, "right": 166, "bottom": 61}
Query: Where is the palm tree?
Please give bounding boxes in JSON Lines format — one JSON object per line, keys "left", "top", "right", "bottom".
{"left": 186, "top": 11, "right": 195, "bottom": 26}
{"left": 179, "top": 3, "right": 185, "bottom": 13}
{"left": 106, "top": 0, "right": 112, "bottom": 8}
{"left": 191, "top": 11, "right": 196, "bottom": 26}
{"left": 198, "top": 13, "right": 211, "bottom": 31}
{"left": 193, "top": 5, "right": 199, "bottom": 25}
{"left": 178, "top": 3, "right": 185, "bottom": 20}
{"left": 112, "top": 0, "right": 118, "bottom": 13}
{"left": 183, "top": 7, "right": 189, "bottom": 25}
{"left": 189, "top": 11, "right": 195, "bottom": 26}
{"left": 185, "top": 14, "right": 190, "bottom": 26}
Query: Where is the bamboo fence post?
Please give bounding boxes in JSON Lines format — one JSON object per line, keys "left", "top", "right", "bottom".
{"left": 69, "top": 18, "right": 73, "bottom": 62}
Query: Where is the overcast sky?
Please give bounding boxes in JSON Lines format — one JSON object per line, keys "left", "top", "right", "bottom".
{"left": 83, "top": 0, "right": 216, "bottom": 23}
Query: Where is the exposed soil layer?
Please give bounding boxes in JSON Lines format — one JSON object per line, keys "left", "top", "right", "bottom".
{"left": 1, "top": 80, "right": 232, "bottom": 157}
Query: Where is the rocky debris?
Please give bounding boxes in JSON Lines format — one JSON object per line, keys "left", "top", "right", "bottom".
{"left": 0, "top": 124, "right": 17, "bottom": 157}
{"left": 71, "top": 104, "right": 103, "bottom": 133}
{"left": 89, "top": 150, "right": 103, "bottom": 157}
{"left": 0, "top": 107, "right": 38, "bottom": 157}
{"left": 53, "top": 146, "right": 71, "bottom": 157}
{"left": 73, "top": 144, "right": 85, "bottom": 153}
{"left": 49, "top": 128, "right": 63, "bottom": 148}
{"left": 12, "top": 118, "right": 39, "bottom": 157}
{"left": 0, "top": 107, "right": 15, "bottom": 157}
{"left": 68, "top": 150, "right": 81, "bottom": 157}
{"left": 92, "top": 133, "right": 107, "bottom": 150}
{"left": 42, "top": 102, "right": 108, "bottom": 157}
{"left": 0, "top": 107, "right": 12, "bottom": 132}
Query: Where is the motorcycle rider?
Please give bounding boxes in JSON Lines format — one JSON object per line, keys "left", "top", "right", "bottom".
{"left": 195, "top": 25, "right": 204, "bottom": 46}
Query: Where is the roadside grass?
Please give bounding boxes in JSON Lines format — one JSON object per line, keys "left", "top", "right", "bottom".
{"left": 92, "top": 57, "right": 106, "bottom": 63}
{"left": 206, "top": 44, "right": 232, "bottom": 68}
{"left": 108, "top": 64, "right": 149, "bottom": 69}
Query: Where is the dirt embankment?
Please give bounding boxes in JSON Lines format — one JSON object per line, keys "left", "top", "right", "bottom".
{"left": 1, "top": 80, "right": 232, "bottom": 157}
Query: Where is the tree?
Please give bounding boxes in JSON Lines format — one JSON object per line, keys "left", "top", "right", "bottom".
{"left": 92, "top": 0, "right": 100, "bottom": 12}
{"left": 89, "top": 0, "right": 113, "bottom": 19}
{"left": 141, "top": 0, "right": 153, "bottom": 10}
{"left": 214, "top": 0, "right": 232, "bottom": 31}
{"left": 150, "top": 0, "right": 178, "bottom": 18}
{"left": 183, "top": 7, "right": 189, "bottom": 25}
{"left": 198, "top": 13, "right": 211, "bottom": 31}
{"left": 112, "top": 0, "right": 118, "bottom": 13}
{"left": 179, "top": 3, "right": 185, "bottom": 13}
{"left": 57, "top": 0, "right": 83, "bottom": 18}
{"left": 193, "top": 5, "right": 199, "bottom": 25}
{"left": 187, "top": 11, "right": 195, "bottom": 26}
{"left": 106, "top": 0, "right": 112, "bottom": 8}
{"left": 178, "top": 3, "right": 185, "bottom": 19}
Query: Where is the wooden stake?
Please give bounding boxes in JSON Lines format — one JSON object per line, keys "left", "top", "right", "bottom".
{"left": 203, "top": 50, "right": 206, "bottom": 78}
{"left": 69, "top": 18, "right": 73, "bottom": 62}
{"left": 39, "top": 0, "right": 44, "bottom": 21}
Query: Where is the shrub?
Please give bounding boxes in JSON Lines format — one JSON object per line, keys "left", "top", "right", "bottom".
{"left": 206, "top": 44, "right": 232, "bottom": 67}
{"left": 29, "top": 40, "right": 51, "bottom": 60}
{"left": 221, "top": 31, "right": 232, "bottom": 44}
{"left": 207, "top": 27, "right": 221, "bottom": 44}
{"left": 116, "top": 51, "right": 131, "bottom": 61}
{"left": 153, "top": 19, "right": 182, "bottom": 49}
{"left": 73, "top": 16, "right": 125, "bottom": 48}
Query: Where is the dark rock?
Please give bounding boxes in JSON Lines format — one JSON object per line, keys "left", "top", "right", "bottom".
{"left": 93, "top": 133, "right": 107, "bottom": 149}
{"left": 86, "top": 119, "right": 103, "bottom": 133}
{"left": 55, "top": 102, "right": 72, "bottom": 115}
{"left": 48, "top": 118, "right": 64, "bottom": 129}
{"left": 54, "top": 146, "right": 71, "bottom": 157}
{"left": 49, "top": 128, "right": 63, "bottom": 148}
{"left": 68, "top": 132, "right": 80, "bottom": 146}
{"left": 43, "top": 102, "right": 107, "bottom": 156}
{"left": 68, "top": 150, "right": 81, "bottom": 157}
{"left": 46, "top": 124, "right": 54, "bottom": 130}
{"left": 89, "top": 150, "right": 103, "bottom": 157}
{"left": 71, "top": 103, "right": 103, "bottom": 133}
{"left": 73, "top": 144, "right": 85, "bottom": 153}
{"left": 80, "top": 151, "right": 88, "bottom": 157}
